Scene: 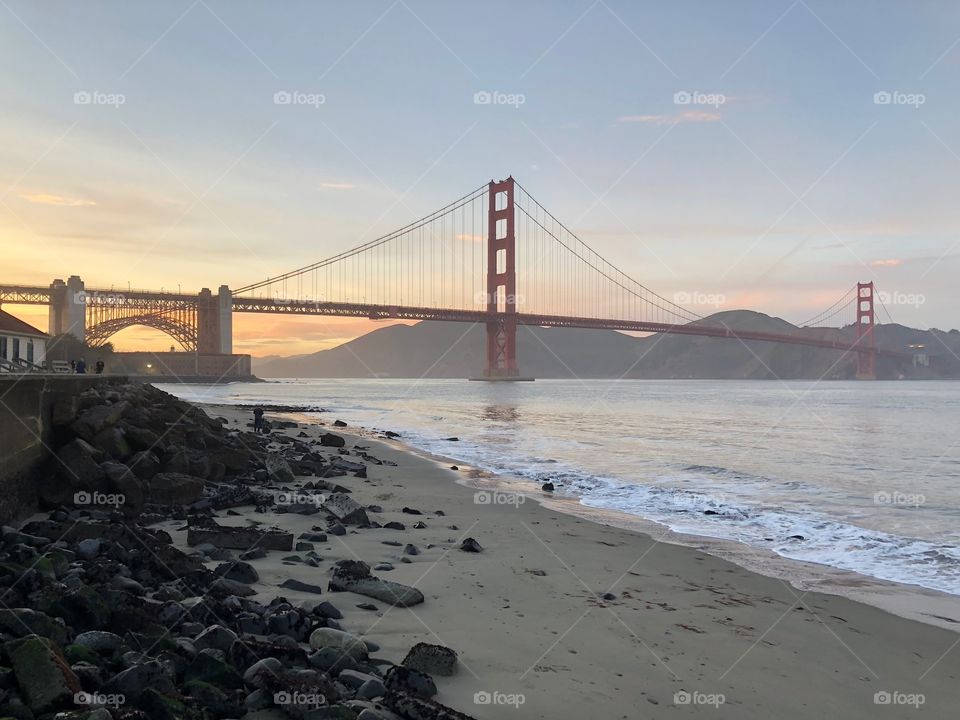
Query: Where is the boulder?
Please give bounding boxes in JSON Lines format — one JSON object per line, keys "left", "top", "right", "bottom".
{"left": 384, "top": 666, "right": 437, "bottom": 699}
{"left": 402, "top": 643, "right": 458, "bottom": 676}
{"left": 41, "top": 439, "right": 107, "bottom": 505}
{"left": 322, "top": 494, "right": 370, "bottom": 526}
{"left": 265, "top": 451, "right": 296, "bottom": 483}
{"left": 147, "top": 472, "right": 205, "bottom": 505}
{"left": 328, "top": 560, "right": 424, "bottom": 607}
{"left": 308, "top": 628, "right": 368, "bottom": 660}
{"left": 128, "top": 450, "right": 161, "bottom": 480}
{"left": 9, "top": 638, "right": 80, "bottom": 713}
{"left": 70, "top": 401, "right": 129, "bottom": 442}
{"left": 320, "top": 432, "right": 346, "bottom": 448}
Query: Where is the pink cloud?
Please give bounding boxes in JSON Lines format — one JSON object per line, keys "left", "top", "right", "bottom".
{"left": 617, "top": 110, "right": 721, "bottom": 125}
{"left": 869, "top": 259, "right": 902, "bottom": 267}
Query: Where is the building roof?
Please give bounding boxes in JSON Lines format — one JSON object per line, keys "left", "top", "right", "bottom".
{"left": 0, "top": 309, "right": 48, "bottom": 338}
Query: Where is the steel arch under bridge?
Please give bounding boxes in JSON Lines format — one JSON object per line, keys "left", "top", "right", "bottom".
{"left": 85, "top": 295, "right": 199, "bottom": 351}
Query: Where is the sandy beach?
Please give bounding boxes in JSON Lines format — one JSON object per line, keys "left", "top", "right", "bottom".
{"left": 180, "top": 403, "right": 960, "bottom": 719}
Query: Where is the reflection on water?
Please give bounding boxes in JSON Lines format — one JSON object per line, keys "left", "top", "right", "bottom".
{"left": 482, "top": 404, "right": 519, "bottom": 423}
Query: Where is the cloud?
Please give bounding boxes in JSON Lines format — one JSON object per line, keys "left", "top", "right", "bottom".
{"left": 869, "top": 258, "right": 902, "bottom": 267}
{"left": 617, "top": 110, "right": 721, "bottom": 125}
{"left": 319, "top": 182, "right": 355, "bottom": 189}
{"left": 18, "top": 193, "right": 96, "bottom": 207}
{"left": 456, "top": 233, "right": 484, "bottom": 242}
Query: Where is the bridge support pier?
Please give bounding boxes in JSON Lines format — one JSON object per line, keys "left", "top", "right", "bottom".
{"left": 483, "top": 176, "right": 522, "bottom": 379}
{"left": 218, "top": 285, "right": 232, "bottom": 354}
{"left": 197, "top": 288, "right": 221, "bottom": 354}
{"left": 48, "top": 275, "right": 85, "bottom": 343}
{"left": 855, "top": 281, "right": 876, "bottom": 380}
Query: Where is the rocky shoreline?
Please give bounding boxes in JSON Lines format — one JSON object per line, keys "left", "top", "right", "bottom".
{"left": 1, "top": 383, "right": 480, "bottom": 719}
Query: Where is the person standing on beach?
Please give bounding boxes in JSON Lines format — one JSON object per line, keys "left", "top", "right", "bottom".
{"left": 253, "top": 406, "right": 264, "bottom": 433}
{"left": 95, "top": 360, "right": 105, "bottom": 375}
{"left": 75, "top": 358, "right": 86, "bottom": 374}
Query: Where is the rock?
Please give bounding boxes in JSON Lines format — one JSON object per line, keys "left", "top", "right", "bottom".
{"left": 402, "top": 643, "right": 458, "bottom": 676}
{"left": 308, "top": 628, "right": 368, "bottom": 660}
{"left": 328, "top": 560, "right": 424, "bottom": 607}
{"left": 128, "top": 450, "right": 161, "bottom": 480}
{"left": 403, "top": 544, "right": 419, "bottom": 556}
{"left": 70, "top": 402, "right": 129, "bottom": 442}
{"left": 329, "top": 523, "right": 347, "bottom": 536}
{"left": 384, "top": 666, "right": 437, "bottom": 699}
{"left": 186, "top": 652, "right": 243, "bottom": 688}
{"left": 383, "top": 522, "right": 405, "bottom": 531}
{"left": 215, "top": 560, "right": 259, "bottom": 584}
{"left": 91, "top": 426, "right": 132, "bottom": 460}
{"left": 194, "top": 624, "right": 238, "bottom": 653}
{"left": 0, "top": 609, "right": 68, "bottom": 645}
{"left": 102, "top": 462, "right": 145, "bottom": 511}
{"left": 73, "top": 630, "right": 123, "bottom": 655}
{"left": 460, "top": 538, "right": 483, "bottom": 553}
{"left": 323, "top": 493, "right": 370, "bottom": 526}
{"left": 358, "top": 677, "right": 387, "bottom": 700}
{"left": 357, "top": 603, "right": 377, "bottom": 611}
{"left": 266, "top": 451, "right": 296, "bottom": 483}
{"left": 309, "top": 647, "right": 358, "bottom": 675}
{"left": 280, "top": 578, "right": 325, "bottom": 595}
{"left": 541, "top": 482, "right": 555, "bottom": 492}
{"left": 333, "top": 420, "right": 348, "bottom": 427}
{"left": 401, "top": 507, "right": 422, "bottom": 515}
{"left": 443, "top": 437, "right": 459, "bottom": 442}
{"left": 147, "top": 472, "right": 204, "bottom": 505}
{"left": 187, "top": 517, "right": 293, "bottom": 551}
{"left": 76, "top": 538, "right": 101, "bottom": 561}
{"left": 9, "top": 638, "right": 80, "bottom": 713}
{"left": 243, "top": 657, "right": 283, "bottom": 689}
{"left": 320, "top": 432, "right": 346, "bottom": 448}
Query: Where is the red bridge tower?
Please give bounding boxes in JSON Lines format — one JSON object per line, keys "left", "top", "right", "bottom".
{"left": 855, "top": 281, "right": 876, "bottom": 380}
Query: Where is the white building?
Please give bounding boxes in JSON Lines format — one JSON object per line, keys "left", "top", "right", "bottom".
{"left": 0, "top": 309, "right": 48, "bottom": 371}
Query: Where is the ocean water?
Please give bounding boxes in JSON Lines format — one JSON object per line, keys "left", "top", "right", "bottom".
{"left": 161, "top": 379, "right": 960, "bottom": 597}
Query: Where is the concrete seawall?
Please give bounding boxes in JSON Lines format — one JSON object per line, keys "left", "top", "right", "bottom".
{"left": 0, "top": 374, "right": 127, "bottom": 523}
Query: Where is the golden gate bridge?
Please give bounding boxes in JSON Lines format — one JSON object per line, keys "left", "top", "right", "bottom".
{"left": 0, "top": 177, "right": 911, "bottom": 380}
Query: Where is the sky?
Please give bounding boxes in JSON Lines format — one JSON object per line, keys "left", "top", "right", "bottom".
{"left": 1, "top": 0, "right": 958, "bottom": 356}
